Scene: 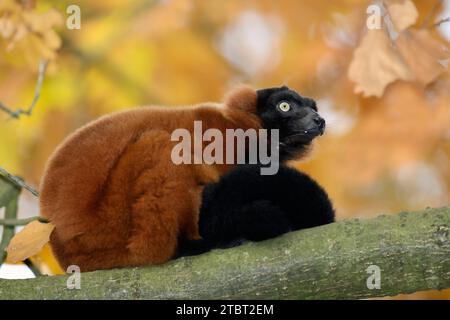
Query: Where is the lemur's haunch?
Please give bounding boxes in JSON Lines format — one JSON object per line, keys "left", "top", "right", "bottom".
{"left": 177, "top": 164, "right": 334, "bottom": 257}
{"left": 39, "top": 85, "right": 334, "bottom": 272}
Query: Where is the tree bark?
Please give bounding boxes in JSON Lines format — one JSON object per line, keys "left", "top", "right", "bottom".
{"left": 0, "top": 206, "right": 449, "bottom": 299}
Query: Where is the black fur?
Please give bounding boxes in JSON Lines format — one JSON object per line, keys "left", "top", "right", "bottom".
{"left": 177, "top": 164, "right": 335, "bottom": 257}
{"left": 177, "top": 86, "right": 333, "bottom": 258}
{"left": 256, "top": 86, "right": 325, "bottom": 161}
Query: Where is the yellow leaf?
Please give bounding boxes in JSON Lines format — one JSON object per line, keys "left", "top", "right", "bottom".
{"left": 348, "top": 29, "right": 413, "bottom": 97}
{"left": 386, "top": 0, "right": 418, "bottom": 32}
{"left": 30, "top": 243, "right": 65, "bottom": 275}
{"left": 5, "top": 220, "right": 55, "bottom": 263}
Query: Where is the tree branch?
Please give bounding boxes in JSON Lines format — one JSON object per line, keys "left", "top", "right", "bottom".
{"left": 0, "top": 166, "right": 39, "bottom": 197}
{"left": 0, "top": 173, "right": 42, "bottom": 275}
{"left": 0, "top": 206, "right": 448, "bottom": 299}
{"left": 0, "top": 59, "right": 48, "bottom": 120}
{"left": 434, "top": 16, "right": 450, "bottom": 28}
{"left": 0, "top": 216, "right": 48, "bottom": 226}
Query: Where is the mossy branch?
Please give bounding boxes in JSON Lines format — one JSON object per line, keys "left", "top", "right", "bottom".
{"left": 0, "top": 206, "right": 449, "bottom": 299}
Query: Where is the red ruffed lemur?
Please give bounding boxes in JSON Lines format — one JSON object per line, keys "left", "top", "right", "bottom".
{"left": 40, "top": 85, "right": 334, "bottom": 272}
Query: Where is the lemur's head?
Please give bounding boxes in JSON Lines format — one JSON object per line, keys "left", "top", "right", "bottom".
{"left": 226, "top": 85, "right": 325, "bottom": 161}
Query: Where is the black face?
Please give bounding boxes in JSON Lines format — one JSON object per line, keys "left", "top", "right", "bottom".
{"left": 256, "top": 86, "right": 325, "bottom": 160}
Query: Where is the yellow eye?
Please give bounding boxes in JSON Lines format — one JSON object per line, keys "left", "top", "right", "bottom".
{"left": 278, "top": 101, "right": 291, "bottom": 112}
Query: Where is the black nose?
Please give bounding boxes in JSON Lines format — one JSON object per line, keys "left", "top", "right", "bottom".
{"left": 313, "top": 117, "right": 325, "bottom": 131}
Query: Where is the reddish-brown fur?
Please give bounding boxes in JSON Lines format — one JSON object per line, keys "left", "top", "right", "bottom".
{"left": 39, "top": 86, "right": 261, "bottom": 271}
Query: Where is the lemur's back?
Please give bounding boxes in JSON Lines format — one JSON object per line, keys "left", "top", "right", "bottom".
{"left": 39, "top": 106, "right": 203, "bottom": 271}
{"left": 38, "top": 86, "right": 261, "bottom": 271}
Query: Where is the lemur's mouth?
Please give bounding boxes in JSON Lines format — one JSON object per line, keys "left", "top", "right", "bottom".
{"left": 282, "top": 128, "right": 323, "bottom": 145}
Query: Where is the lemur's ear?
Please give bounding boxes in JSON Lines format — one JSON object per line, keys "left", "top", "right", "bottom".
{"left": 225, "top": 85, "right": 257, "bottom": 113}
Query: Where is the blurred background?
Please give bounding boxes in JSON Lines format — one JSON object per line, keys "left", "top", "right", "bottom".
{"left": 0, "top": 0, "right": 449, "bottom": 299}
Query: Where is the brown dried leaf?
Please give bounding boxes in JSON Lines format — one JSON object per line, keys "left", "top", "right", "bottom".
{"left": 0, "top": 2, "right": 62, "bottom": 61}
{"left": 396, "top": 29, "right": 450, "bottom": 85}
{"left": 23, "top": 9, "right": 63, "bottom": 33}
{"left": 5, "top": 220, "right": 55, "bottom": 263}
{"left": 348, "top": 29, "right": 413, "bottom": 97}
{"left": 386, "top": 0, "right": 418, "bottom": 32}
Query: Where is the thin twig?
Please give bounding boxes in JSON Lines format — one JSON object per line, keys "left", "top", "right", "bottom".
{"left": 0, "top": 216, "right": 48, "bottom": 226}
{"left": 381, "top": 0, "right": 399, "bottom": 41}
{"left": 434, "top": 16, "right": 450, "bottom": 27}
{"left": 0, "top": 59, "right": 49, "bottom": 119}
{"left": 0, "top": 166, "right": 39, "bottom": 197}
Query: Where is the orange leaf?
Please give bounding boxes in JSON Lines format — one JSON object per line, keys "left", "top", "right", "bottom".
{"left": 5, "top": 220, "right": 55, "bottom": 263}
{"left": 348, "top": 29, "right": 413, "bottom": 97}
